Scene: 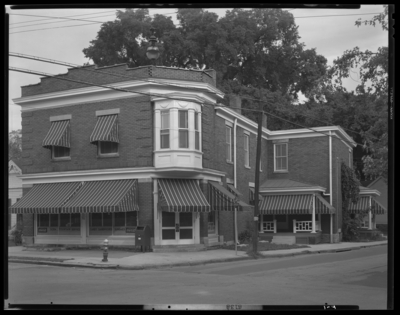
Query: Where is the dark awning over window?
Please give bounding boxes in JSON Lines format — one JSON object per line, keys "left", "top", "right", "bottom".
{"left": 158, "top": 179, "right": 211, "bottom": 212}
{"left": 90, "top": 114, "right": 119, "bottom": 144}
{"left": 61, "top": 179, "right": 139, "bottom": 213}
{"left": 209, "top": 182, "right": 253, "bottom": 211}
{"left": 315, "top": 194, "right": 336, "bottom": 214}
{"left": 9, "top": 182, "right": 82, "bottom": 214}
{"left": 42, "top": 120, "right": 70, "bottom": 148}
{"left": 227, "top": 184, "right": 242, "bottom": 197}
{"left": 259, "top": 194, "right": 313, "bottom": 215}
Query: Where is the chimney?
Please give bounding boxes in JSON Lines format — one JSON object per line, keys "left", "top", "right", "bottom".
{"left": 229, "top": 94, "right": 241, "bottom": 115}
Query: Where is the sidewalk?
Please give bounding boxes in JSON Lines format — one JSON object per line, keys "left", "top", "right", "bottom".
{"left": 8, "top": 241, "right": 387, "bottom": 270}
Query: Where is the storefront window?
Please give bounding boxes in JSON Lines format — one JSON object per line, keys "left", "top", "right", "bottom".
{"left": 37, "top": 213, "right": 80, "bottom": 235}
{"left": 89, "top": 212, "right": 137, "bottom": 235}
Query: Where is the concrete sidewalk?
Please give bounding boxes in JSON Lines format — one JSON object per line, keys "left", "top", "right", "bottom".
{"left": 8, "top": 241, "right": 387, "bottom": 270}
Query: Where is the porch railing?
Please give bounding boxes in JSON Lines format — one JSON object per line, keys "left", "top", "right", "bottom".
{"left": 293, "top": 220, "right": 320, "bottom": 233}
{"left": 261, "top": 219, "right": 277, "bottom": 233}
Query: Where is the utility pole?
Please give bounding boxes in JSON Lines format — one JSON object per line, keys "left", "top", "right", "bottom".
{"left": 252, "top": 89, "right": 263, "bottom": 256}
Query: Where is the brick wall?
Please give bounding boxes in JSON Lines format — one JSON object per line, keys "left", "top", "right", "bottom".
{"left": 21, "top": 187, "right": 34, "bottom": 239}
{"left": 266, "top": 136, "right": 330, "bottom": 189}
{"left": 137, "top": 181, "right": 154, "bottom": 237}
{"left": 21, "top": 65, "right": 216, "bottom": 97}
{"left": 21, "top": 96, "right": 153, "bottom": 174}
{"left": 203, "top": 111, "right": 268, "bottom": 242}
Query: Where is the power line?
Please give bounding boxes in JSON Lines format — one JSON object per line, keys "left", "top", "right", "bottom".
{"left": 9, "top": 10, "right": 117, "bottom": 25}
{"left": 10, "top": 52, "right": 379, "bottom": 141}
{"left": 9, "top": 65, "right": 364, "bottom": 148}
{"left": 8, "top": 11, "right": 384, "bottom": 34}
{"left": 10, "top": 13, "right": 117, "bottom": 29}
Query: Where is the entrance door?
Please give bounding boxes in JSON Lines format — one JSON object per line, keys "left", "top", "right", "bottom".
{"left": 161, "top": 211, "right": 194, "bottom": 245}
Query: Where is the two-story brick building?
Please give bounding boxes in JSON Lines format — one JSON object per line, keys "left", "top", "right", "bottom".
{"left": 10, "top": 63, "right": 385, "bottom": 249}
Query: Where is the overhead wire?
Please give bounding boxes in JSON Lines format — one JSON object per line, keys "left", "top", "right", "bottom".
{"left": 10, "top": 52, "right": 381, "bottom": 141}
{"left": 8, "top": 10, "right": 384, "bottom": 34}
{"left": 9, "top": 65, "right": 366, "bottom": 148}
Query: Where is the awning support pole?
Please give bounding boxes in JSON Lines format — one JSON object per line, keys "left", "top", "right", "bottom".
{"left": 311, "top": 194, "right": 316, "bottom": 233}
{"left": 368, "top": 196, "right": 372, "bottom": 230}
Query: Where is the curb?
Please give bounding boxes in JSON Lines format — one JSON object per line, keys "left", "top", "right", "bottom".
{"left": 8, "top": 243, "right": 387, "bottom": 270}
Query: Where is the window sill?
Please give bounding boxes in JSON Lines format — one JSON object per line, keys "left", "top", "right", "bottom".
{"left": 274, "top": 170, "right": 288, "bottom": 173}
{"left": 226, "top": 160, "right": 234, "bottom": 165}
{"left": 52, "top": 157, "right": 71, "bottom": 162}
{"left": 97, "top": 153, "right": 120, "bottom": 159}
{"left": 244, "top": 165, "right": 251, "bottom": 169}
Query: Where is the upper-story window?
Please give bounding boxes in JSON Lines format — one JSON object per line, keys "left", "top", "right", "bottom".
{"left": 98, "top": 141, "right": 118, "bottom": 155}
{"left": 244, "top": 133, "right": 250, "bottom": 167}
{"left": 274, "top": 143, "right": 288, "bottom": 171}
{"left": 178, "top": 110, "right": 189, "bottom": 148}
{"left": 52, "top": 146, "right": 70, "bottom": 159}
{"left": 42, "top": 116, "right": 71, "bottom": 160}
{"left": 195, "top": 111, "right": 200, "bottom": 150}
{"left": 160, "top": 110, "right": 170, "bottom": 149}
{"left": 90, "top": 111, "right": 119, "bottom": 157}
{"left": 226, "top": 125, "right": 232, "bottom": 162}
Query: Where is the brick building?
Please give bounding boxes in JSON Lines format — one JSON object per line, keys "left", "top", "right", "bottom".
{"left": 10, "top": 63, "right": 385, "bottom": 249}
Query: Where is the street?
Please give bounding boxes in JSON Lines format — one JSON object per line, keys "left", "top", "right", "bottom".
{"left": 6, "top": 246, "right": 387, "bottom": 310}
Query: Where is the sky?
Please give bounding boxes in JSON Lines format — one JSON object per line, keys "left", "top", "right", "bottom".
{"left": 6, "top": 5, "right": 388, "bottom": 132}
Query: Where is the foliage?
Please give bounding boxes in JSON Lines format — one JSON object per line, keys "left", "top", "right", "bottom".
{"left": 238, "top": 229, "right": 252, "bottom": 244}
{"left": 9, "top": 129, "right": 22, "bottom": 162}
{"left": 83, "top": 8, "right": 327, "bottom": 101}
{"left": 10, "top": 219, "right": 23, "bottom": 246}
{"left": 341, "top": 162, "right": 368, "bottom": 241}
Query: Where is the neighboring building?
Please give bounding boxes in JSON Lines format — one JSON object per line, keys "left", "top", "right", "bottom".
{"left": 8, "top": 159, "right": 22, "bottom": 231}
{"left": 10, "top": 63, "right": 377, "bottom": 248}
{"left": 366, "top": 176, "right": 387, "bottom": 226}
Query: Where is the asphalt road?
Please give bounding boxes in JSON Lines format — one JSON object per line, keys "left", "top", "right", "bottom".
{"left": 6, "top": 245, "right": 387, "bottom": 310}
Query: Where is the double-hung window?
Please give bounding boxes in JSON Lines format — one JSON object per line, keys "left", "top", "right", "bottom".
{"left": 274, "top": 143, "right": 288, "bottom": 171}
{"left": 178, "top": 110, "right": 189, "bottom": 148}
{"left": 90, "top": 112, "right": 119, "bottom": 157}
{"left": 43, "top": 117, "right": 71, "bottom": 160}
{"left": 52, "top": 146, "right": 70, "bottom": 159}
{"left": 160, "top": 110, "right": 170, "bottom": 149}
{"left": 226, "top": 126, "right": 232, "bottom": 162}
{"left": 244, "top": 134, "right": 250, "bottom": 167}
{"left": 195, "top": 112, "right": 200, "bottom": 150}
{"left": 98, "top": 141, "right": 118, "bottom": 155}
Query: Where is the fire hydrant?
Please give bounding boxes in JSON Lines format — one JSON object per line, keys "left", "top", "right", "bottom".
{"left": 102, "top": 239, "right": 109, "bottom": 262}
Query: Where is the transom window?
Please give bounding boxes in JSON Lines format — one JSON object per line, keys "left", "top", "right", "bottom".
{"left": 178, "top": 110, "right": 189, "bottom": 148}
{"left": 98, "top": 141, "right": 118, "bottom": 155}
{"left": 160, "top": 110, "right": 170, "bottom": 149}
{"left": 52, "top": 146, "right": 70, "bottom": 159}
{"left": 226, "top": 126, "right": 232, "bottom": 162}
{"left": 274, "top": 143, "right": 288, "bottom": 171}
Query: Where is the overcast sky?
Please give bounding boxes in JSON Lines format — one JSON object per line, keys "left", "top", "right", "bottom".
{"left": 7, "top": 5, "right": 388, "bottom": 132}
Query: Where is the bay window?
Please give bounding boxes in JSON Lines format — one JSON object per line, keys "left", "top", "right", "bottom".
{"left": 179, "top": 110, "right": 189, "bottom": 148}
{"left": 195, "top": 111, "right": 200, "bottom": 150}
{"left": 160, "top": 110, "right": 170, "bottom": 149}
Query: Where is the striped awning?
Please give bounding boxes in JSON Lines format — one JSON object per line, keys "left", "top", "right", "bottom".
{"left": 249, "top": 187, "right": 262, "bottom": 205}
{"left": 90, "top": 114, "right": 119, "bottom": 144}
{"left": 347, "top": 196, "right": 386, "bottom": 214}
{"left": 347, "top": 196, "right": 370, "bottom": 214}
{"left": 9, "top": 182, "right": 82, "bottom": 214}
{"left": 61, "top": 179, "right": 139, "bottom": 213}
{"left": 42, "top": 120, "right": 70, "bottom": 148}
{"left": 227, "top": 184, "right": 242, "bottom": 197}
{"left": 209, "top": 182, "right": 253, "bottom": 211}
{"left": 259, "top": 194, "right": 313, "bottom": 214}
{"left": 371, "top": 198, "right": 386, "bottom": 215}
{"left": 158, "top": 179, "right": 211, "bottom": 212}
{"left": 315, "top": 194, "right": 336, "bottom": 214}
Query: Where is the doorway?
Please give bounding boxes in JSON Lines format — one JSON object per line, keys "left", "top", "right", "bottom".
{"left": 161, "top": 211, "right": 194, "bottom": 245}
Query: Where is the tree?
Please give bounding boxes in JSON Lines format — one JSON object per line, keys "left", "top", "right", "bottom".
{"left": 83, "top": 8, "right": 327, "bottom": 108}
{"left": 292, "top": 6, "right": 388, "bottom": 181}
{"left": 9, "top": 129, "right": 22, "bottom": 161}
